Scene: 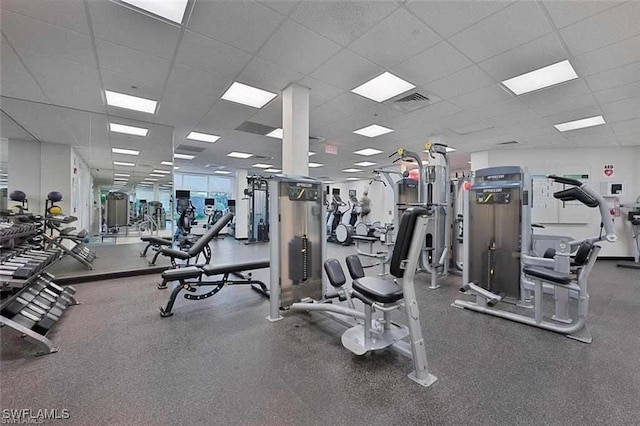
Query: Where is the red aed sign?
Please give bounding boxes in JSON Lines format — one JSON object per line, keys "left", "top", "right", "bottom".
{"left": 603, "top": 164, "right": 614, "bottom": 177}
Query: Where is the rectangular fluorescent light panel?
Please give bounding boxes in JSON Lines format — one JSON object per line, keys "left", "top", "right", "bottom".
{"left": 221, "top": 82, "right": 277, "bottom": 109}
{"left": 502, "top": 60, "right": 578, "bottom": 95}
{"left": 354, "top": 148, "right": 383, "bottom": 156}
{"left": 112, "top": 147, "right": 140, "bottom": 156}
{"left": 174, "top": 153, "right": 195, "bottom": 160}
{"left": 346, "top": 177, "right": 360, "bottom": 181}
{"left": 113, "top": 161, "right": 135, "bottom": 167}
{"left": 308, "top": 152, "right": 316, "bottom": 157}
{"left": 104, "top": 90, "right": 157, "bottom": 114}
{"left": 265, "top": 169, "right": 281, "bottom": 173}
{"left": 174, "top": 167, "right": 180, "bottom": 170}
{"left": 252, "top": 164, "right": 273, "bottom": 169}
{"left": 149, "top": 173, "right": 165, "bottom": 177}
{"left": 554, "top": 115, "right": 605, "bottom": 132}
{"left": 351, "top": 72, "right": 415, "bottom": 103}
{"left": 145, "top": 178, "right": 158, "bottom": 181}
{"left": 343, "top": 168, "right": 362, "bottom": 173}
{"left": 227, "top": 152, "right": 253, "bottom": 159}
{"left": 114, "top": 173, "right": 130, "bottom": 177}
{"left": 266, "top": 128, "right": 283, "bottom": 139}
{"left": 153, "top": 170, "right": 171, "bottom": 174}
{"left": 114, "top": 178, "right": 128, "bottom": 181}
{"left": 121, "top": 0, "right": 188, "bottom": 24}
{"left": 187, "top": 131, "right": 220, "bottom": 143}
{"left": 354, "top": 161, "right": 377, "bottom": 167}
{"left": 308, "top": 162, "right": 323, "bottom": 168}
{"left": 109, "top": 123, "right": 148, "bottom": 137}
{"left": 214, "top": 170, "right": 232, "bottom": 175}
{"left": 353, "top": 124, "right": 394, "bottom": 138}
{"left": 161, "top": 161, "right": 173, "bottom": 166}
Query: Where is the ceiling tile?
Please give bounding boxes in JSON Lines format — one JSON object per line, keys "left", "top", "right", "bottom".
{"left": 199, "top": 100, "right": 257, "bottom": 131}
{"left": 157, "top": 87, "right": 214, "bottom": 128}
{"left": 298, "top": 76, "right": 345, "bottom": 107}
{"left": 532, "top": 93, "right": 599, "bottom": 118}
{"left": 601, "top": 97, "right": 640, "bottom": 123}
{"left": 249, "top": 97, "right": 282, "bottom": 128}
{"left": 290, "top": 1, "right": 398, "bottom": 46}
{"left": 611, "top": 118, "right": 640, "bottom": 137}
{"left": 310, "top": 49, "right": 383, "bottom": 91}
{"left": 542, "top": 0, "right": 625, "bottom": 29}
{"left": 479, "top": 33, "right": 568, "bottom": 82}
{"left": 617, "top": 133, "right": 640, "bottom": 146}
{"left": 17, "top": 48, "right": 104, "bottom": 113}
{"left": 585, "top": 61, "right": 640, "bottom": 93}
{"left": 1, "top": 10, "right": 95, "bottom": 66}
{"left": 322, "top": 92, "right": 375, "bottom": 117}
{"left": 408, "top": 100, "right": 463, "bottom": 125}
{"left": 425, "top": 66, "right": 495, "bottom": 99}
{"left": 349, "top": 8, "right": 440, "bottom": 68}
{"left": 572, "top": 34, "right": 640, "bottom": 76}
{"left": 175, "top": 31, "right": 252, "bottom": 80}
{"left": 392, "top": 41, "right": 472, "bottom": 87}
{"left": 559, "top": 2, "right": 640, "bottom": 56}
{"left": 1, "top": 111, "right": 37, "bottom": 141}
{"left": 165, "top": 65, "right": 231, "bottom": 100}
{"left": 310, "top": 104, "right": 348, "bottom": 131}
{"left": 96, "top": 40, "right": 171, "bottom": 84}
{"left": 101, "top": 70, "right": 165, "bottom": 102}
{"left": 518, "top": 79, "right": 592, "bottom": 109}
{"left": 449, "top": 2, "right": 553, "bottom": 63}
{"left": 0, "top": 41, "right": 49, "bottom": 103}
{"left": 406, "top": 0, "right": 511, "bottom": 38}
{"left": 594, "top": 81, "right": 640, "bottom": 105}
{"left": 450, "top": 85, "right": 514, "bottom": 110}
{"left": 238, "top": 56, "right": 304, "bottom": 93}
{"left": 0, "top": 0, "right": 90, "bottom": 34}
{"left": 188, "top": 0, "right": 283, "bottom": 54}
{"left": 89, "top": 0, "right": 181, "bottom": 59}
{"left": 258, "top": 20, "right": 342, "bottom": 75}
{"left": 256, "top": 1, "right": 300, "bottom": 16}
{"left": 562, "top": 124, "right": 618, "bottom": 146}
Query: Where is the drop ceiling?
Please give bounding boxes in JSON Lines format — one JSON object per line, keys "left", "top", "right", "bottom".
{"left": 1, "top": 0, "right": 639, "bottom": 184}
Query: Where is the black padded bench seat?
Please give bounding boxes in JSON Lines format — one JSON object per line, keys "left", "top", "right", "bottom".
{"left": 161, "top": 248, "right": 192, "bottom": 260}
{"left": 202, "top": 260, "right": 269, "bottom": 276}
{"left": 352, "top": 276, "right": 404, "bottom": 304}
{"left": 161, "top": 260, "right": 270, "bottom": 281}
{"left": 141, "top": 236, "right": 172, "bottom": 246}
{"left": 523, "top": 266, "right": 572, "bottom": 285}
{"left": 352, "top": 235, "right": 377, "bottom": 242}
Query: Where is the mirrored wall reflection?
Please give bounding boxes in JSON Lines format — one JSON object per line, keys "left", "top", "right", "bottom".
{"left": 1, "top": 98, "right": 174, "bottom": 277}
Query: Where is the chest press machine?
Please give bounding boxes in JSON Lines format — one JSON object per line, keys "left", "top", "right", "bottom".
{"left": 267, "top": 175, "right": 437, "bottom": 387}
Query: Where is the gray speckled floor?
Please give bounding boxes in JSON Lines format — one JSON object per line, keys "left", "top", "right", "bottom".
{"left": 2, "top": 239, "right": 639, "bottom": 426}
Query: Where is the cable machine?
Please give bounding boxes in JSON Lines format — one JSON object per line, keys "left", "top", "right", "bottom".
{"left": 244, "top": 176, "right": 269, "bottom": 243}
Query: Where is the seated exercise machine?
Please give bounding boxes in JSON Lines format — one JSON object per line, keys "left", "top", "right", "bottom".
{"left": 157, "top": 259, "right": 270, "bottom": 317}
{"left": 617, "top": 196, "right": 640, "bottom": 269}
{"left": 267, "top": 175, "right": 437, "bottom": 387}
{"left": 156, "top": 212, "right": 232, "bottom": 268}
{"left": 453, "top": 169, "right": 617, "bottom": 343}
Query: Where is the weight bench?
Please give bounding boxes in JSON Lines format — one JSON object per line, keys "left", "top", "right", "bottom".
{"left": 140, "top": 236, "right": 172, "bottom": 265}
{"left": 158, "top": 259, "right": 270, "bottom": 317}
{"left": 158, "top": 212, "right": 233, "bottom": 268}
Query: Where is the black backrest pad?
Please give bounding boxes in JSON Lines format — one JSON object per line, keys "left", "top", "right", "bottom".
{"left": 187, "top": 212, "right": 233, "bottom": 256}
{"left": 345, "top": 255, "right": 365, "bottom": 279}
{"left": 574, "top": 241, "right": 594, "bottom": 266}
{"left": 324, "top": 258, "right": 346, "bottom": 287}
{"left": 553, "top": 187, "right": 598, "bottom": 208}
{"left": 390, "top": 207, "right": 428, "bottom": 278}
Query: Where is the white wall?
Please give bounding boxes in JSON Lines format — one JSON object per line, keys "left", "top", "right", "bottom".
{"left": 471, "top": 147, "right": 640, "bottom": 257}
{"left": 70, "top": 147, "right": 92, "bottom": 231}
{"left": 7, "top": 139, "right": 42, "bottom": 213}
{"left": 327, "top": 179, "right": 393, "bottom": 226}
{"left": 40, "top": 142, "right": 72, "bottom": 215}
{"left": 233, "top": 170, "right": 249, "bottom": 239}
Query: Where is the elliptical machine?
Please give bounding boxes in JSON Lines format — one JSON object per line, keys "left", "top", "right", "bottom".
{"left": 327, "top": 193, "right": 349, "bottom": 244}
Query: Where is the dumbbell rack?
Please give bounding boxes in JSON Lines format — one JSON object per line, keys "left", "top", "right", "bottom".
{"left": 44, "top": 216, "right": 96, "bottom": 270}
{"left": 0, "top": 272, "right": 78, "bottom": 356}
{"left": 0, "top": 219, "right": 77, "bottom": 356}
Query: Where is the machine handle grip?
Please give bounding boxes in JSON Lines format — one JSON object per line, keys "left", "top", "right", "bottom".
{"left": 548, "top": 175, "right": 583, "bottom": 186}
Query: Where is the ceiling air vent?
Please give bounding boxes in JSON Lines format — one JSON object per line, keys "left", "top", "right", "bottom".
{"left": 386, "top": 90, "right": 441, "bottom": 113}
{"left": 175, "top": 144, "right": 206, "bottom": 153}
{"left": 496, "top": 140, "right": 519, "bottom": 146}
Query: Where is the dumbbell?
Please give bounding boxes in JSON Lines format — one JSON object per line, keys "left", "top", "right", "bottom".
{"left": 1, "top": 298, "right": 60, "bottom": 335}
{"left": 0, "top": 262, "right": 40, "bottom": 279}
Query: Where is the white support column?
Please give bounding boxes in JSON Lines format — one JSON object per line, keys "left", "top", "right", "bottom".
{"left": 282, "top": 83, "right": 310, "bottom": 176}
{"left": 153, "top": 183, "right": 159, "bottom": 201}
{"left": 234, "top": 169, "right": 249, "bottom": 240}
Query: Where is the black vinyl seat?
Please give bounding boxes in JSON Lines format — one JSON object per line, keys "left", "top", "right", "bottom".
{"left": 522, "top": 267, "right": 572, "bottom": 285}
{"left": 141, "top": 236, "right": 171, "bottom": 246}
{"left": 352, "top": 277, "right": 404, "bottom": 303}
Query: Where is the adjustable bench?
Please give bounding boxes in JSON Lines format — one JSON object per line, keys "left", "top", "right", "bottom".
{"left": 140, "top": 236, "right": 172, "bottom": 265}
{"left": 158, "top": 259, "right": 270, "bottom": 317}
{"left": 158, "top": 212, "right": 233, "bottom": 268}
